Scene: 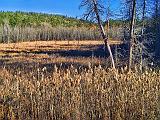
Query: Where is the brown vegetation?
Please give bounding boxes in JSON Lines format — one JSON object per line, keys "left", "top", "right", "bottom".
{"left": 0, "top": 64, "right": 160, "bottom": 119}
{"left": 0, "top": 40, "right": 122, "bottom": 56}
{"left": 0, "top": 40, "right": 159, "bottom": 120}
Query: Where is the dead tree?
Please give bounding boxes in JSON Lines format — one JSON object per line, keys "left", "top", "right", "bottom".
{"left": 128, "top": 0, "right": 136, "bottom": 71}
{"left": 154, "top": 0, "right": 160, "bottom": 58}
{"left": 80, "top": 0, "right": 115, "bottom": 69}
{"left": 139, "top": 0, "right": 146, "bottom": 71}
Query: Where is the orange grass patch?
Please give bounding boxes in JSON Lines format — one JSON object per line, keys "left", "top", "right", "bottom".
{"left": 0, "top": 40, "right": 122, "bottom": 53}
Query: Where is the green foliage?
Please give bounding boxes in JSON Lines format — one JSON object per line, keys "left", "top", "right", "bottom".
{"left": 0, "top": 11, "right": 124, "bottom": 43}
{"left": 108, "top": 19, "right": 124, "bottom": 27}
{"left": 0, "top": 11, "right": 93, "bottom": 27}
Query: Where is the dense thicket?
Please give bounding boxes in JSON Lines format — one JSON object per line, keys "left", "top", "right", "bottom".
{"left": 0, "top": 25, "right": 102, "bottom": 43}
{"left": 116, "top": 0, "right": 160, "bottom": 68}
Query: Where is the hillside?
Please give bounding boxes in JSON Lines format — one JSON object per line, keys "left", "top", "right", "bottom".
{"left": 0, "top": 11, "right": 102, "bottom": 43}
{"left": 0, "top": 11, "right": 93, "bottom": 27}
{"left": 0, "top": 11, "right": 123, "bottom": 43}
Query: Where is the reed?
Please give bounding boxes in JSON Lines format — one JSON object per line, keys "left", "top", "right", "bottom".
{"left": 0, "top": 64, "right": 160, "bottom": 120}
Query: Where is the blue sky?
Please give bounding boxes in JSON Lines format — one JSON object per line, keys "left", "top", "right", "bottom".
{"left": 0, "top": 0, "right": 120, "bottom": 18}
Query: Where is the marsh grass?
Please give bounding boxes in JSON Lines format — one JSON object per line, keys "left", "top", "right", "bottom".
{"left": 0, "top": 64, "right": 160, "bottom": 120}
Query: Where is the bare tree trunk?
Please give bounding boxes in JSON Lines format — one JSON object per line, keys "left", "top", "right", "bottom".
{"left": 142, "top": 0, "right": 146, "bottom": 35}
{"left": 155, "top": 0, "right": 160, "bottom": 57}
{"left": 128, "top": 0, "right": 136, "bottom": 71}
{"left": 140, "top": 0, "right": 146, "bottom": 72}
{"left": 93, "top": 0, "right": 115, "bottom": 69}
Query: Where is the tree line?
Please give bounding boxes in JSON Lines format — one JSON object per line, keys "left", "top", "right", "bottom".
{"left": 0, "top": 11, "right": 123, "bottom": 43}
{"left": 0, "top": 25, "right": 102, "bottom": 43}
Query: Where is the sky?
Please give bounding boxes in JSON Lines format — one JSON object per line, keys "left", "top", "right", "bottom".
{"left": 0, "top": 0, "right": 120, "bottom": 18}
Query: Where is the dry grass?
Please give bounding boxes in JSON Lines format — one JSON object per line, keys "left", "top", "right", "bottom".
{"left": 0, "top": 54, "right": 106, "bottom": 68}
{"left": 0, "top": 64, "right": 160, "bottom": 120}
{"left": 0, "top": 40, "right": 117, "bottom": 67}
{"left": 0, "top": 40, "right": 159, "bottom": 120}
{"left": 0, "top": 40, "right": 122, "bottom": 55}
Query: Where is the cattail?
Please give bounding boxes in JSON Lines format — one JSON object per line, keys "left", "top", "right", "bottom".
{"left": 42, "top": 67, "right": 47, "bottom": 72}
{"left": 88, "top": 62, "right": 91, "bottom": 69}
{"left": 0, "top": 63, "right": 160, "bottom": 119}
{"left": 54, "top": 65, "right": 58, "bottom": 72}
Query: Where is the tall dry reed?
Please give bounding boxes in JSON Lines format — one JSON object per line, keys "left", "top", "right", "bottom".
{"left": 0, "top": 65, "right": 160, "bottom": 120}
